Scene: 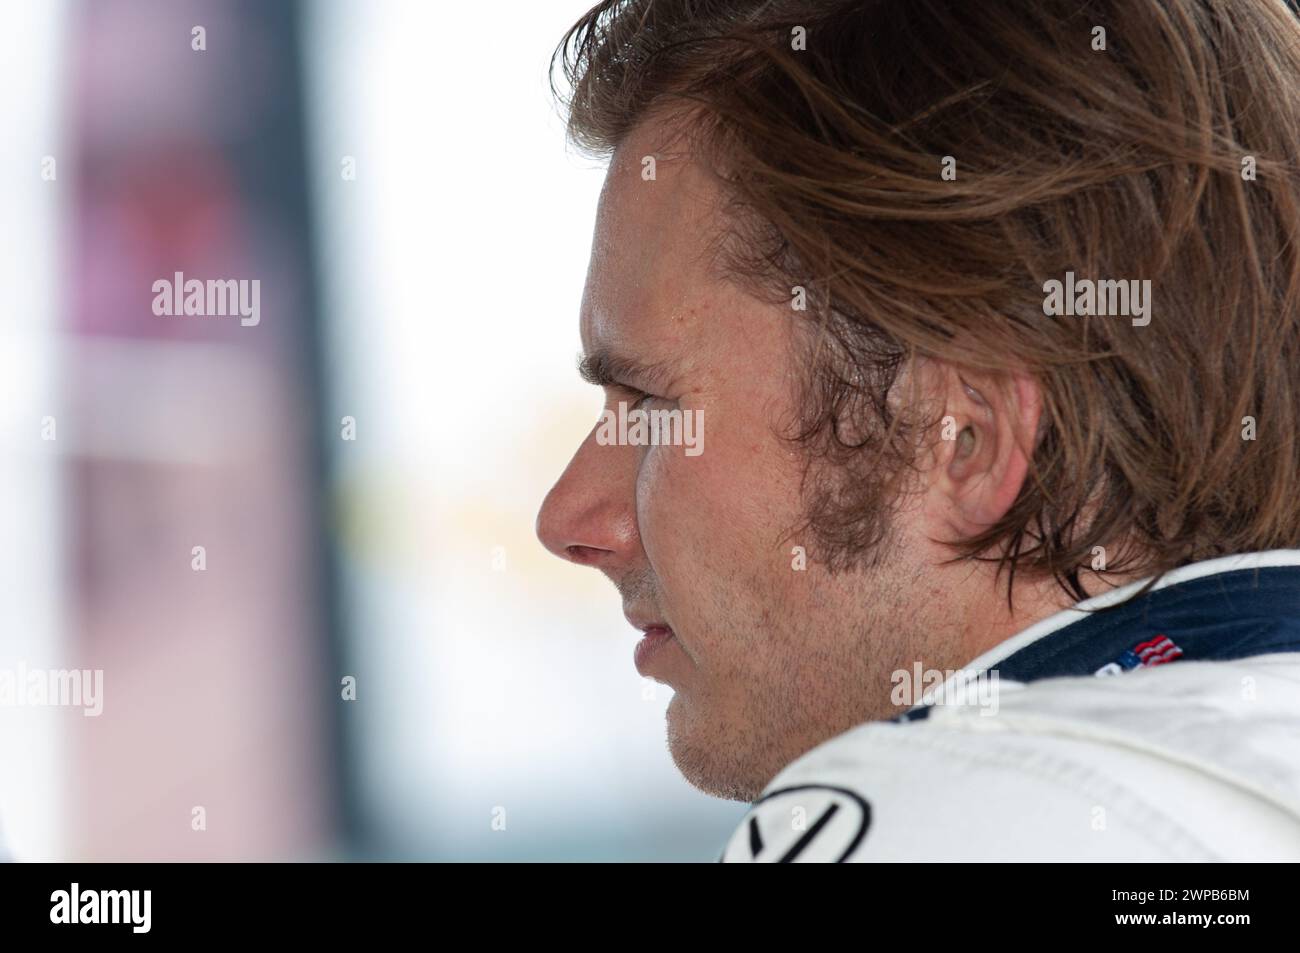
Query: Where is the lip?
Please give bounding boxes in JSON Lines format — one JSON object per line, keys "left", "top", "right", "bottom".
{"left": 632, "top": 625, "right": 676, "bottom": 677}
{"left": 625, "top": 610, "right": 677, "bottom": 677}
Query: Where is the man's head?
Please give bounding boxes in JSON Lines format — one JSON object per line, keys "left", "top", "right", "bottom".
{"left": 536, "top": 0, "right": 1300, "bottom": 801}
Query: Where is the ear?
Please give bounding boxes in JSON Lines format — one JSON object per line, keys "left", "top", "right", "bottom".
{"left": 928, "top": 364, "right": 1043, "bottom": 539}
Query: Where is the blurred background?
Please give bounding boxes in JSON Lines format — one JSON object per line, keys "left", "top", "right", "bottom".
{"left": 0, "top": 0, "right": 747, "bottom": 861}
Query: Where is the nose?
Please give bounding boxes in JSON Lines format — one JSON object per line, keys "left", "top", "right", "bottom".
{"left": 536, "top": 425, "right": 641, "bottom": 572}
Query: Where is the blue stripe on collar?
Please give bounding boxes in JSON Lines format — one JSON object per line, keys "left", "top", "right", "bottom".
{"left": 991, "top": 565, "right": 1300, "bottom": 683}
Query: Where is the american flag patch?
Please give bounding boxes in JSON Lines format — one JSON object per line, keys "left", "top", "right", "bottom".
{"left": 1094, "top": 635, "right": 1184, "bottom": 677}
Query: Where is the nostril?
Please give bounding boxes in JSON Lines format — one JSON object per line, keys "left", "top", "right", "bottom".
{"left": 565, "top": 544, "right": 607, "bottom": 565}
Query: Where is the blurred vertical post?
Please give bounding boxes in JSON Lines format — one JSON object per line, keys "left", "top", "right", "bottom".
{"left": 60, "top": 0, "right": 345, "bottom": 860}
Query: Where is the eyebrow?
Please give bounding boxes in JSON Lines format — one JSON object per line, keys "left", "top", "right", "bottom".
{"left": 576, "top": 348, "right": 675, "bottom": 392}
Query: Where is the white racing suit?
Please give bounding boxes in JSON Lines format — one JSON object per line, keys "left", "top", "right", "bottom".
{"left": 720, "top": 551, "right": 1300, "bottom": 861}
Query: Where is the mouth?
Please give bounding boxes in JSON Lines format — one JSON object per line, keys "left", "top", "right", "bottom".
{"left": 627, "top": 620, "right": 677, "bottom": 677}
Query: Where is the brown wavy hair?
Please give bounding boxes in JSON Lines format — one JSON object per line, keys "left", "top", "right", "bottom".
{"left": 551, "top": 0, "right": 1300, "bottom": 601}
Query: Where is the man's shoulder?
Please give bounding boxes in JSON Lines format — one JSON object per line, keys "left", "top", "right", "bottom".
{"left": 721, "top": 656, "right": 1300, "bottom": 861}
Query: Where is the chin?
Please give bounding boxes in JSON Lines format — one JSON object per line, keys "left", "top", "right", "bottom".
{"left": 664, "top": 693, "right": 768, "bottom": 803}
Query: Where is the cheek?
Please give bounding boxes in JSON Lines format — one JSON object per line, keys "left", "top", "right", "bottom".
{"left": 634, "top": 423, "right": 803, "bottom": 581}
{"left": 633, "top": 444, "right": 706, "bottom": 565}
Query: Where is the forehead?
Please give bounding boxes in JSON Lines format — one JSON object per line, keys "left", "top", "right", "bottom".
{"left": 580, "top": 118, "right": 726, "bottom": 352}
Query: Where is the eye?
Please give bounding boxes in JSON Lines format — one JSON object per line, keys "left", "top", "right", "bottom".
{"left": 629, "top": 390, "right": 662, "bottom": 409}
{"left": 612, "top": 385, "right": 663, "bottom": 409}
